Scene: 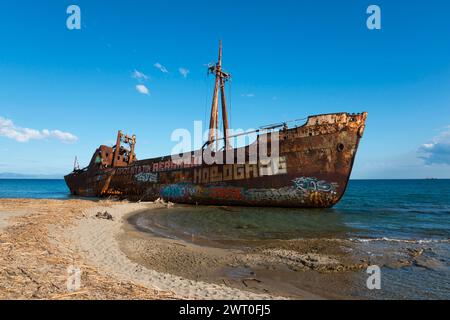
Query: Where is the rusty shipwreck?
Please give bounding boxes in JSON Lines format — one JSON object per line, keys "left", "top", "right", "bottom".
{"left": 65, "top": 42, "right": 367, "bottom": 208}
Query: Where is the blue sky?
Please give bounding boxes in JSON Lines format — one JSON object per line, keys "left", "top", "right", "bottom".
{"left": 0, "top": 0, "right": 449, "bottom": 178}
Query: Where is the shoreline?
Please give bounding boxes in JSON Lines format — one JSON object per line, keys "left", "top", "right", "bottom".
{"left": 68, "top": 201, "right": 281, "bottom": 299}
{"left": 120, "top": 206, "right": 450, "bottom": 299}
{"left": 122, "top": 208, "right": 371, "bottom": 299}
{"left": 0, "top": 198, "right": 447, "bottom": 300}
{"left": 0, "top": 199, "right": 283, "bottom": 299}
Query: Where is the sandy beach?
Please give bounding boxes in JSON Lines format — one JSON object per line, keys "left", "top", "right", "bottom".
{"left": 0, "top": 199, "right": 175, "bottom": 299}
{"left": 0, "top": 199, "right": 280, "bottom": 299}
{"left": 0, "top": 198, "right": 443, "bottom": 300}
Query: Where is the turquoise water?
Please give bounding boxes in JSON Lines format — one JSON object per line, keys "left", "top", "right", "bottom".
{"left": 1, "top": 178, "right": 449, "bottom": 299}
{"left": 0, "top": 179, "right": 449, "bottom": 242}
{"left": 129, "top": 179, "right": 450, "bottom": 300}
{"left": 337, "top": 179, "right": 450, "bottom": 241}
{"left": 0, "top": 179, "right": 70, "bottom": 199}
{"left": 131, "top": 180, "right": 450, "bottom": 243}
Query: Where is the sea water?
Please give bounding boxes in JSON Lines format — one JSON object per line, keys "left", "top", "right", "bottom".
{"left": 132, "top": 179, "right": 450, "bottom": 299}
{"left": 1, "top": 178, "right": 449, "bottom": 298}
{"left": 132, "top": 180, "right": 450, "bottom": 243}
{"left": 0, "top": 179, "right": 70, "bottom": 199}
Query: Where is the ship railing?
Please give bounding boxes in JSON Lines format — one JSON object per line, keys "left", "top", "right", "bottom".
{"left": 202, "top": 117, "right": 308, "bottom": 150}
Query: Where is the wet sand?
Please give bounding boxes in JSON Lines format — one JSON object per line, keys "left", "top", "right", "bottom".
{"left": 123, "top": 206, "right": 447, "bottom": 299}
{"left": 0, "top": 199, "right": 443, "bottom": 300}
{"left": 123, "top": 210, "right": 368, "bottom": 299}
{"left": 0, "top": 199, "right": 280, "bottom": 299}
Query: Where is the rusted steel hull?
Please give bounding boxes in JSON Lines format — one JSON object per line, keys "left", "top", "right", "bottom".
{"left": 65, "top": 112, "right": 367, "bottom": 208}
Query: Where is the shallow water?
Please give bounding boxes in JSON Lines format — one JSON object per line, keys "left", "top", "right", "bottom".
{"left": 134, "top": 180, "right": 450, "bottom": 243}
{"left": 132, "top": 179, "right": 450, "bottom": 299}
{"left": 1, "top": 178, "right": 449, "bottom": 298}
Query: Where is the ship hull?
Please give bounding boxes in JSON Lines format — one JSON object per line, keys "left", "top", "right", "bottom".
{"left": 65, "top": 112, "right": 367, "bottom": 208}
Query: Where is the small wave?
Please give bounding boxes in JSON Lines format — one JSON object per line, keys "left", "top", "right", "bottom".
{"left": 348, "top": 237, "right": 450, "bottom": 244}
{"left": 287, "top": 237, "right": 450, "bottom": 245}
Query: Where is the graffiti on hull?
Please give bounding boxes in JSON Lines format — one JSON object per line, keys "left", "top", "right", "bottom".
{"left": 244, "top": 187, "right": 302, "bottom": 202}
{"left": 158, "top": 177, "right": 338, "bottom": 205}
{"left": 135, "top": 172, "right": 158, "bottom": 183}
{"left": 292, "top": 177, "right": 338, "bottom": 193}
{"left": 160, "top": 183, "right": 199, "bottom": 200}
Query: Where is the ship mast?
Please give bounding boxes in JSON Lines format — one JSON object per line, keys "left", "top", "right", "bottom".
{"left": 208, "top": 40, "right": 231, "bottom": 149}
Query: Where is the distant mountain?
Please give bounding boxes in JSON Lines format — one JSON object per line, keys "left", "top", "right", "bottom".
{"left": 0, "top": 172, "right": 64, "bottom": 179}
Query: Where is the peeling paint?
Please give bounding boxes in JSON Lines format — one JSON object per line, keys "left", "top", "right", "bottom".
{"left": 65, "top": 112, "right": 367, "bottom": 208}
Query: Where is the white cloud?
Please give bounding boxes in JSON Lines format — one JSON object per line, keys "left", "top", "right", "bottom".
{"left": 136, "top": 84, "right": 149, "bottom": 95}
{"left": 132, "top": 69, "right": 149, "bottom": 81}
{"left": 154, "top": 62, "right": 168, "bottom": 73}
{"left": 0, "top": 116, "right": 78, "bottom": 143}
{"left": 179, "top": 67, "right": 190, "bottom": 78}
{"left": 351, "top": 126, "right": 450, "bottom": 179}
{"left": 241, "top": 93, "right": 255, "bottom": 98}
{"left": 418, "top": 126, "right": 450, "bottom": 165}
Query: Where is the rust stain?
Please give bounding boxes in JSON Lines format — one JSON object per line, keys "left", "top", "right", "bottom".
{"left": 65, "top": 42, "right": 367, "bottom": 208}
{"left": 65, "top": 112, "right": 367, "bottom": 208}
